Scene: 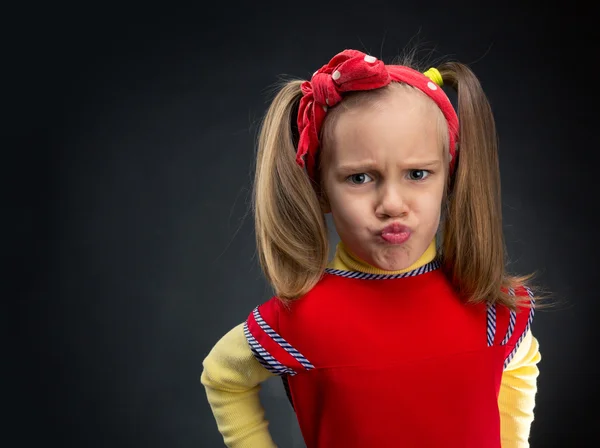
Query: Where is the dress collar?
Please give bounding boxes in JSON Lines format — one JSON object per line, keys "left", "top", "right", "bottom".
{"left": 325, "top": 238, "right": 440, "bottom": 279}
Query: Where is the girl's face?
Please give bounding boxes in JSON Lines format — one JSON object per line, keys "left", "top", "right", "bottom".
{"left": 321, "top": 88, "right": 447, "bottom": 271}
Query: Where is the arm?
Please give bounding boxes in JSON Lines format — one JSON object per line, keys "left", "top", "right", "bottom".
{"left": 201, "top": 322, "right": 278, "bottom": 447}
{"left": 498, "top": 330, "right": 542, "bottom": 448}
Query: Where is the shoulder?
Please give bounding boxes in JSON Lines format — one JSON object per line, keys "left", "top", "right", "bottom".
{"left": 243, "top": 296, "right": 316, "bottom": 377}
{"left": 241, "top": 273, "right": 343, "bottom": 377}
{"left": 487, "top": 285, "right": 536, "bottom": 369}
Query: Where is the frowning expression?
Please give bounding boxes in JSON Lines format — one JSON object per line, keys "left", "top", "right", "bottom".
{"left": 320, "top": 84, "right": 449, "bottom": 271}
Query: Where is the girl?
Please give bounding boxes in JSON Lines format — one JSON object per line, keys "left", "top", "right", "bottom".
{"left": 201, "top": 49, "right": 543, "bottom": 447}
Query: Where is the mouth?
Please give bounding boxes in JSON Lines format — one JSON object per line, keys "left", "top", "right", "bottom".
{"left": 379, "top": 223, "right": 412, "bottom": 245}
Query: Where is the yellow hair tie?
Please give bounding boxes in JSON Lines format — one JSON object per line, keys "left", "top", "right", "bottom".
{"left": 423, "top": 67, "right": 443, "bottom": 87}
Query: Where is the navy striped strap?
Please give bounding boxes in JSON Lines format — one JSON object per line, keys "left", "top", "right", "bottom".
{"left": 324, "top": 259, "right": 441, "bottom": 280}
{"left": 504, "top": 287, "right": 535, "bottom": 369}
{"left": 244, "top": 305, "right": 315, "bottom": 377}
{"left": 486, "top": 286, "right": 535, "bottom": 369}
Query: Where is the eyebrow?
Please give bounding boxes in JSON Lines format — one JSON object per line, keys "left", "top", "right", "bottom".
{"left": 336, "top": 160, "right": 441, "bottom": 173}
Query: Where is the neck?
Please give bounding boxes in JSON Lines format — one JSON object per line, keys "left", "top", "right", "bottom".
{"left": 327, "top": 239, "right": 437, "bottom": 274}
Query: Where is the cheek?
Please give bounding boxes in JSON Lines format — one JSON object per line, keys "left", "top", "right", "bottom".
{"left": 323, "top": 175, "right": 357, "bottom": 216}
{"left": 326, "top": 189, "right": 372, "bottom": 232}
{"left": 330, "top": 194, "right": 365, "bottom": 225}
{"left": 415, "top": 183, "right": 445, "bottom": 216}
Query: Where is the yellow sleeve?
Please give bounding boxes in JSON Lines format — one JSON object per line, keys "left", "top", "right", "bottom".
{"left": 498, "top": 331, "right": 541, "bottom": 448}
{"left": 200, "top": 322, "right": 278, "bottom": 448}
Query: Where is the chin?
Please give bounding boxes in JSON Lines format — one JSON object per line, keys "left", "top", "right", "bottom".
{"left": 382, "top": 261, "right": 410, "bottom": 272}
{"left": 375, "top": 248, "right": 415, "bottom": 271}
{"left": 375, "top": 256, "right": 411, "bottom": 272}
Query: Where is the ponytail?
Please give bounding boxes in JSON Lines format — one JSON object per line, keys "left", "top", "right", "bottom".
{"left": 437, "top": 62, "right": 541, "bottom": 311}
{"left": 252, "top": 80, "right": 329, "bottom": 302}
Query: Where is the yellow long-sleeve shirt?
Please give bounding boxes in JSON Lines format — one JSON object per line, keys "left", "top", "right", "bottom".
{"left": 201, "top": 241, "right": 541, "bottom": 447}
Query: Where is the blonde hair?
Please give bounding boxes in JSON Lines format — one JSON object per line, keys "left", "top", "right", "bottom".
{"left": 252, "top": 80, "right": 329, "bottom": 300}
{"left": 252, "top": 56, "right": 550, "bottom": 311}
{"left": 435, "top": 62, "right": 548, "bottom": 310}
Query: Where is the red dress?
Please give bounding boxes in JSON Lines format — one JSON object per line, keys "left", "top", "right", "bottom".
{"left": 245, "top": 260, "right": 534, "bottom": 447}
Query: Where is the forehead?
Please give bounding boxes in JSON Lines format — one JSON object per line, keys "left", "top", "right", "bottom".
{"left": 326, "top": 86, "right": 444, "bottom": 164}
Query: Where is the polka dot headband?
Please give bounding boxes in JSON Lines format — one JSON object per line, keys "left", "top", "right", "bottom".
{"left": 296, "top": 49, "right": 460, "bottom": 180}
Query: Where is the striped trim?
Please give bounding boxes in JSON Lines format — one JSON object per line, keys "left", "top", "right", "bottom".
{"left": 324, "top": 259, "right": 441, "bottom": 280}
{"left": 486, "top": 302, "right": 497, "bottom": 347}
{"left": 504, "top": 286, "right": 536, "bottom": 369}
{"left": 243, "top": 321, "right": 296, "bottom": 376}
{"left": 252, "top": 307, "right": 315, "bottom": 370}
{"left": 252, "top": 308, "right": 315, "bottom": 371}
{"left": 501, "top": 310, "right": 517, "bottom": 346}
{"left": 501, "top": 288, "right": 517, "bottom": 345}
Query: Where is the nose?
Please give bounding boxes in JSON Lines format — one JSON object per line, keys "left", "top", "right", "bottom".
{"left": 375, "top": 182, "right": 409, "bottom": 218}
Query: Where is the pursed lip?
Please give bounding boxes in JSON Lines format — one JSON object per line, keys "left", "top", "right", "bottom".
{"left": 379, "top": 223, "right": 412, "bottom": 235}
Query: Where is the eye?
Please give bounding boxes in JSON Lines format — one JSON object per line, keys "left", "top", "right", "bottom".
{"left": 347, "top": 173, "right": 373, "bottom": 185}
{"left": 408, "top": 170, "right": 431, "bottom": 181}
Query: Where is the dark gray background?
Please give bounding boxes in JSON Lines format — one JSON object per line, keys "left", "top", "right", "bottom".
{"left": 8, "top": 2, "right": 597, "bottom": 447}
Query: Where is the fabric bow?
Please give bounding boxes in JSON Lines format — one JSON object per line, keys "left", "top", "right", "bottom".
{"left": 296, "top": 49, "right": 459, "bottom": 181}
{"left": 296, "top": 49, "right": 392, "bottom": 180}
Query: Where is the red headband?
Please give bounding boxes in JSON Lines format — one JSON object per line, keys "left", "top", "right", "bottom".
{"left": 296, "top": 49, "right": 459, "bottom": 180}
